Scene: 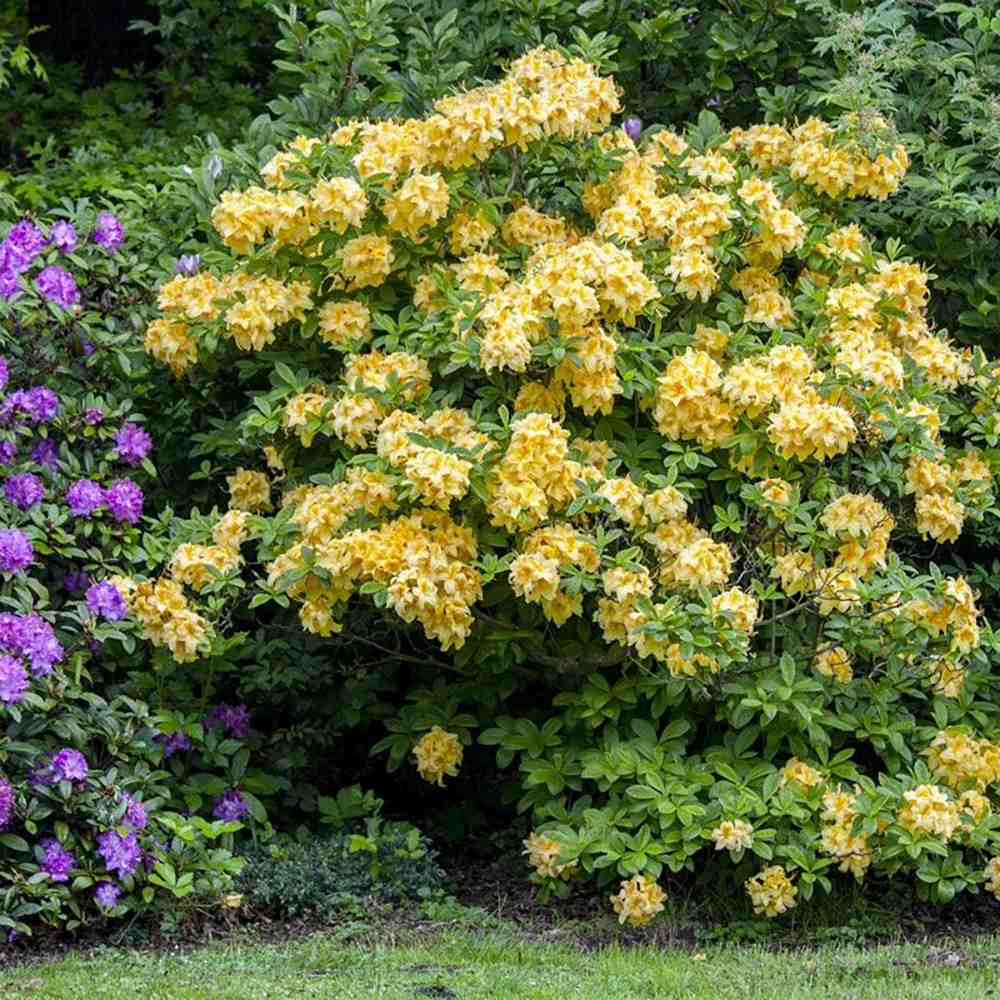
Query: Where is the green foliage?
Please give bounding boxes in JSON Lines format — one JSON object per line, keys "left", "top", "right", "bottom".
{"left": 236, "top": 817, "right": 442, "bottom": 920}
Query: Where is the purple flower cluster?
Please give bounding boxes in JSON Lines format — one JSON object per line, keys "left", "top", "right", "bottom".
{"left": 52, "top": 749, "right": 89, "bottom": 782}
{"left": 93, "top": 212, "right": 125, "bottom": 254}
{"left": 35, "top": 266, "right": 79, "bottom": 311}
{"left": 66, "top": 478, "right": 144, "bottom": 523}
{"left": 0, "top": 357, "right": 7, "bottom": 392}
{"left": 122, "top": 793, "right": 149, "bottom": 831}
{"left": 0, "top": 442, "right": 16, "bottom": 465}
{"left": 4, "top": 472, "right": 45, "bottom": 510}
{"left": 50, "top": 221, "right": 77, "bottom": 254}
{"left": 0, "top": 655, "right": 28, "bottom": 705}
{"left": 0, "top": 386, "right": 60, "bottom": 426}
{"left": 205, "top": 703, "right": 251, "bottom": 739}
{"left": 0, "top": 529, "right": 33, "bottom": 574}
{"left": 175, "top": 254, "right": 201, "bottom": 276}
{"left": 65, "top": 478, "right": 105, "bottom": 517}
{"left": 213, "top": 789, "right": 250, "bottom": 823}
{"left": 0, "top": 613, "right": 65, "bottom": 676}
{"left": 0, "top": 221, "right": 47, "bottom": 302}
{"left": 114, "top": 423, "right": 153, "bottom": 466}
{"left": 97, "top": 829, "right": 141, "bottom": 878}
{"left": 95, "top": 882, "right": 121, "bottom": 910}
{"left": 0, "top": 777, "right": 13, "bottom": 829}
{"left": 157, "top": 732, "right": 192, "bottom": 757}
{"left": 40, "top": 840, "right": 76, "bottom": 882}
{"left": 31, "top": 438, "right": 60, "bottom": 470}
{"left": 85, "top": 581, "right": 128, "bottom": 621}
{"left": 84, "top": 407, "right": 104, "bottom": 426}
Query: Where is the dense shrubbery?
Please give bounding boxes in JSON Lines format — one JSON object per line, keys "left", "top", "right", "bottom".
{"left": 131, "top": 46, "right": 1000, "bottom": 927}
{"left": 4, "top": 0, "right": 1000, "bottom": 939}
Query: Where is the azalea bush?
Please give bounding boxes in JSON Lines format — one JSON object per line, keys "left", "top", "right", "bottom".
{"left": 134, "top": 48, "right": 1000, "bottom": 926}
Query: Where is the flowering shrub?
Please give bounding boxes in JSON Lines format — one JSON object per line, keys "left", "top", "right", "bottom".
{"left": 0, "top": 338, "right": 280, "bottom": 935}
{"left": 141, "top": 49, "right": 1000, "bottom": 925}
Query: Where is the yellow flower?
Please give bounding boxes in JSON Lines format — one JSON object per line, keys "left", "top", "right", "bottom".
{"left": 712, "top": 819, "right": 754, "bottom": 852}
{"left": 413, "top": 727, "right": 463, "bottom": 786}
{"left": 746, "top": 866, "right": 797, "bottom": 917}
{"left": 226, "top": 469, "right": 272, "bottom": 512}
{"left": 610, "top": 875, "right": 666, "bottom": 927}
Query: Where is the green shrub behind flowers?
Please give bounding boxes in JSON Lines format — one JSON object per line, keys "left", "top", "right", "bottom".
{"left": 141, "top": 49, "right": 1000, "bottom": 927}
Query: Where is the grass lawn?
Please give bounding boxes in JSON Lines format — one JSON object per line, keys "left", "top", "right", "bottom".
{"left": 2, "top": 925, "right": 999, "bottom": 999}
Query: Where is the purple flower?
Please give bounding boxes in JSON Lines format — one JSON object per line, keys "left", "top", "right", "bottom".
{"left": 176, "top": 254, "right": 201, "bottom": 276}
{"left": 0, "top": 529, "right": 33, "bottom": 573}
{"left": 0, "top": 442, "right": 15, "bottom": 466}
{"left": 66, "top": 479, "right": 105, "bottom": 517}
{"left": 623, "top": 117, "right": 643, "bottom": 142}
{"left": 205, "top": 704, "right": 251, "bottom": 739}
{"left": 64, "top": 569, "right": 91, "bottom": 594}
{"left": 0, "top": 778, "right": 13, "bottom": 829}
{"left": 0, "top": 271, "right": 21, "bottom": 303}
{"left": 36, "top": 266, "right": 80, "bottom": 310}
{"left": 158, "top": 732, "right": 192, "bottom": 757}
{"left": 95, "top": 882, "right": 121, "bottom": 910}
{"left": 1, "top": 387, "right": 60, "bottom": 426}
{"left": 82, "top": 341, "right": 96, "bottom": 357}
{"left": 0, "top": 613, "right": 64, "bottom": 676}
{"left": 4, "top": 473, "right": 45, "bottom": 510}
{"left": 213, "top": 789, "right": 250, "bottom": 823}
{"left": 0, "top": 655, "right": 28, "bottom": 704}
{"left": 52, "top": 749, "right": 89, "bottom": 783}
{"left": 86, "top": 581, "right": 128, "bottom": 621}
{"left": 40, "top": 840, "right": 76, "bottom": 882}
{"left": 97, "top": 829, "right": 141, "bottom": 878}
{"left": 114, "top": 423, "right": 153, "bottom": 466}
{"left": 7, "top": 220, "right": 47, "bottom": 261}
{"left": 84, "top": 407, "right": 105, "bottom": 425}
{"left": 0, "top": 356, "right": 7, "bottom": 391}
{"left": 31, "top": 438, "right": 60, "bottom": 470}
{"left": 93, "top": 212, "right": 125, "bottom": 254}
{"left": 50, "top": 221, "right": 78, "bottom": 254}
{"left": 104, "top": 480, "right": 143, "bottom": 524}
{"left": 122, "top": 794, "right": 148, "bottom": 831}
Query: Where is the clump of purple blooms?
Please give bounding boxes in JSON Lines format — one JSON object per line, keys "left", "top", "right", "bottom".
{"left": 623, "top": 116, "right": 643, "bottom": 142}
{"left": 4, "top": 473, "right": 45, "bottom": 510}
{"left": 84, "top": 407, "right": 104, "bottom": 426}
{"left": 205, "top": 703, "right": 251, "bottom": 739}
{"left": 40, "top": 840, "right": 76, "bottom": 882}
{"left": 0, "top": 356, "right": 7, "bottom": 391}
{"left": 0, "top": 612, "right": 65, "bottom": 677}
{"left": 97, "top": 829, "right": 142, "bottom": 878}
{"left": 0, "top": 655, "right": 28, "bottom": 705}
{"left": 175, "top": 254, "right": 201, "bottom": 276}
{"left": 0, "top": 442, "right": 16, "bottom": 465}
{"left": 158, "top": 732, "right": 192, "bottom": 757}
{"left": 0, "top": 529, "right": 33, "bottom": 574}
{"left": 93, "top": 212, "right": 125, "bottom": 254}
{"left": 0, "top": 777, "right": 13, "bottom": 829}
{"left": 51, "top": 749, "right": 89, "bottom": 783}
{"left": 94, "top": 882, "right": 121, "bottom": 910}
{"left": 85, "top": 580, "right": 128, "bottom": 621}
{"left": 35, "top": 266, "right": 80, "bottom": 311}
{"left": 66, "top": 479, "right": 105, "bottom": 517}
{"left": 213, "top": 789, "right": 250, "bottom": 823}
{"left": 31, "top": 438, "right": 60, "bottom": 470}
{"left": 104, "top": 480, "right": 144, "bottom": 524}
{"left": 122, "top": 793, "right": 149, "bottom": 831}
{"left": 114, "top": 423, "right": 153, "bottom": 466}
{"left": 50, "top": 221, "right": 77, "bottom": 254}
{"left": 0, "top": 386, "right": 60, "bottom": 426}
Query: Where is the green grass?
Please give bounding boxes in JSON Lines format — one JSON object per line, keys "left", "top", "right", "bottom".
{"left": 3, "top": 925, "right": 1000, "bottom": 1000}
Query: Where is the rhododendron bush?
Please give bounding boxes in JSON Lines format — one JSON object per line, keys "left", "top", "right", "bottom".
{"left": 140, "top": 49, "right": 1000, "bottom": 924}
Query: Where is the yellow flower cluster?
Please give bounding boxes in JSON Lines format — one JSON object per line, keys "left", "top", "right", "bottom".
{"left": 712, "top": 819, "right": 754, "bottom": 852}
{"left": 813, "top": 645, "right": 853, "bottom": 683}
{"left": 926, "top": 729, "right": 1000, "bottom": 791}
{"left": 227, "top": 469, "right": 272, "bottom": 512}
{"left": 412, "top": 727, "right": 463, "bottom": 786}
{"left": 509, "top": 524, "right": 599, "bottom": 625}
{"left": 820, "top": 787, "right": 871, "bottom": 880}
{"left": 986, "top": 858, "right": 1000, "bottom": 902}
{"left": 745, "top": 866, "right": 797, "bottom": 917}
{"left": 781, "top": 758, "right": 823, "bottom": 790}
{"left": 610, "top": 875, "right": 667, "bottom": 927}
{"left": 523, "top": 831, "right": 575, "bottom": 879}
{"left": 124, "top": 577, "right": 211, "bottom": 664}
{"left": 897, "top": 784, "right": 961, "bottom": 841}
